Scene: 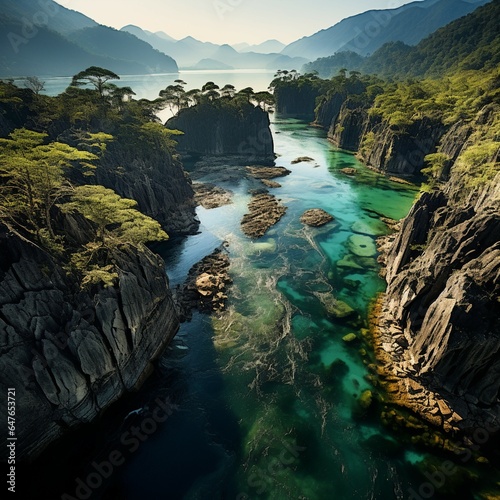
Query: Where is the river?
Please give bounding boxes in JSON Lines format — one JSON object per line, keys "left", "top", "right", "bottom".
{"left": 107, "top": 117, "right": 423, "bottom": 500}
{"left": 22, "top": 71, "right": 467, "bottom": 499}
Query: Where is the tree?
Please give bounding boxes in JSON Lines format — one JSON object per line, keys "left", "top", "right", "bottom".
{"left": 62, "top": 185, "right": 168, "bottom": 245}
{"left": 71, "top": 67, "right": 120, "bottom": 98}
{"left": 23, "top": 76, "right": 45, "bottom": 94}
{"left": 185, "top": 88, "right": 202, "bottom": 106}
{"left": 159, "top": 83, "right": 187, "bottom": 115}
{"left": 105, "top": 84, "right": 136, "bottom": 110}
{"left": 0, "top": 129, "right": 97, "bottom": 244}
{"left": 61, "top": 185, "right": 168, "bottom": 289}
{"left": 202, "top": 81, "right": 219, "bottom": 92}
{"left": 220, "top": 84, "right": 236, "bottom": 98}
{"left": 238, "top": 87, "right": 254, "bottom": 102}
{"left": 254, "top": 91, "right": 275, "bottom": 111}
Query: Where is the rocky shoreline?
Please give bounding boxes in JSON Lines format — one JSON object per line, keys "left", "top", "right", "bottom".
{"left": 369, "top": 296, "right": 463, "bottom": 434}
{"left": 369, "top": 172, "right": 500, "bottom": 451}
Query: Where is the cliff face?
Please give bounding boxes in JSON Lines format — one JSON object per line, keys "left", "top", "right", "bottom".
{"left": 0, "top": 223, "right": 179, "bottom": 460}
{"left": 377, "top": 115, "right": 500, "bottom": 429}
{"left": 275, "top": 83, "right": 321, "bottom": 117}
{"left": 96, "top": 143, "right": 198, "bottom": 235}
{"left": 315, "top": 93, "right": 447, "bottom": 175}
{"left": 166, "top": 101, "right": 274, "bottom": 159}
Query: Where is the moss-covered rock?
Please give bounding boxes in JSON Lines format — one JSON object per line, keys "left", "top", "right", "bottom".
{"left": 343, "top": 333, "right": 358, "bottom": 343}
{"left": 347, "top": 234, "right": 377, "bottom": 257}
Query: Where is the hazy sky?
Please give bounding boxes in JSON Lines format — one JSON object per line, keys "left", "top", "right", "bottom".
{"left": 55, "top": 0, "right": 423, "bottom": 45}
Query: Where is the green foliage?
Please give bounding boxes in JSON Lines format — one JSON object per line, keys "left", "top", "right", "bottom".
{"left": 367, "top": 69, "right": 500, "bottom": 129}
{"left": 303, "top": 51, "right": 365, "bottom": 79}
{"left": 71, "top": 66, "right": 120, "bottom": 97}
{"left": 0, "top": 128, "right": 97, "bottom": 239}
{"left": 0, "top": 69, "right": 178, "bottom": 290}
{"left": 303, "top": 2, "right": 500, "bottom": 81}
{"left": 61, "top": 185, "right": 168, "bottom": 289}
{"left": 454, "top": 141, "right": 500, "bottom": 188}
{"left": 359, "top": 131, "right": 376, "bottom": 157}
{"left": 62, "top": 185, "right": 168, "bottom": 245}
{"left": 422, "top": 153, "right": 451, "bottom": 183}
{"left": 80, "top": 265, "right": 119, "bottom": 289}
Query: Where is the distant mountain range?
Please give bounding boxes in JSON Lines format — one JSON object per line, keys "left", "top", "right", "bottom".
{"left": 0, "top": 0, "right": 177, "bottom": 77}
{"left": 0, "top": 0, "right": 490, "bottom": 80}
{"left": 120, "top": 25, "right": 302, "bottom": 70}
{"left": 282, "top": 0, "right": 490, "bottom": 60}
{"left": 303, "top": 0, "right": 499, "bottom": 78}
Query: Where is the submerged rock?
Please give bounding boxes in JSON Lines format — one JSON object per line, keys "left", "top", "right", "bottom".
{"left": 347, "top": 234, "right": 377, "bottom": 257}
{"left": 340, "top": 167, "right": 358, "bottom": 176}
{"left": 315, "top": 292, "right": 357, "bottom": 319}
{"left": 359, "top": 390, "right": 373, "bottom": 409}
{"left": 351, "top": 219, "right": 387, "bottom": 236}
{"left": 343, "top": 333, "right": 359, "bottom": 343}
{"left": 193, "top": 183, "right": 233, "bottom": 209}
{"left": 300, "top": 209, "right": 335, "bottom": 227}
{"left": 291, "top": 156, "right": 315, "bottom": 164}
{"left": 262, "top": 179, "right": 282, "bottom": 188}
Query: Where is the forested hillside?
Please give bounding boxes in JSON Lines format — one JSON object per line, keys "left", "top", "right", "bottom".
{"left": 304, "top": 0, "right": 499, "bottom": 78}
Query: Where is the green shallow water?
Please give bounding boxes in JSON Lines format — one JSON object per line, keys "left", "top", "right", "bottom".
{"left": 106, "top": 118, "right": 494, "bottom": 499}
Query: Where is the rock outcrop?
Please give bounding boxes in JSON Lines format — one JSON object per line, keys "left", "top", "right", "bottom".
{"left": 241, "top": 193, "right": 287, "bottom": 238}
{"left": 300, "top": 209, "right": 334, "bottom": 227}
{"left": 96, "top": 141, "right": 198, "bottom": 236}
{"left": 0, "top": 226, "right": 179, "bottom": 461}
{"left": 246, "top": 166, "right": 291, "bottom": 179}
{"left": 314, "top": 92, "right": 446, "bottom": 176}
{"left": 193, "top": 183, "right": 233, "bottom": 209}
{"left": 166, "top": 101, "right": 274, "bottom": 161}
{"left": 375, "top": 153, "right": 500, "bottom": 431}
{"left": 175, "top": 246, "right": 232, "bottom": 321}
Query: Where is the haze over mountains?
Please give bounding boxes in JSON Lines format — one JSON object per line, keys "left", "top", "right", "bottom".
{"left": 282, "top": 0, "right": 490, "bottom": 60}
{"left": 120, "top": 25, "right": 303, "bottom": 70}
{"left": 0, "top": 0, "right": 491, "bottom": 78}
{"left": 0, "top": 0, "right": 177, "bottom": 76}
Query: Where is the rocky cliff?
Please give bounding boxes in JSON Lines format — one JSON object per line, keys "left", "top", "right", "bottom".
{"left": 165, "top": 100, "right": 274, "bottom": 160}
{"left": 0, "top": 219, "right": 179, "bottom": 460}
{"left": 375, "top": 112, "right": 500, "bottom": 432}
{"left": 314, "top": 92, "right": 446, "bottom": 176}
{"left": 274, "top": 82, "right": 322, "bottom": 117}
{"left": 96, "top": 140, "right": 198, "bottom": 236}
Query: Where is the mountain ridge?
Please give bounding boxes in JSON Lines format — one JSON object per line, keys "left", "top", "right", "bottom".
{"left": 282, "top": 0, "right": 489, "bottom": 60}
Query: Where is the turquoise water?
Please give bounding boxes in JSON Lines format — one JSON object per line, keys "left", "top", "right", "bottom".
{"left": 108, "top": 117, "right": 436, "bottom": 499}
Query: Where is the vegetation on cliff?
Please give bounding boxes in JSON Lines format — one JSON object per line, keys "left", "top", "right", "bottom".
{"left": 0, "top": 68, "right": 197, "bottom": 288}
{"left": 269, "top": 2, "right": 500, "bottom": 447}
{"left": 165, "top": 80, "right": 275, "bottom": 156}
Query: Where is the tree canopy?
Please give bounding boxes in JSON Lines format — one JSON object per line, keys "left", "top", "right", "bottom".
{"left": 71, "top": 66, "right": 120, "bottom": 97}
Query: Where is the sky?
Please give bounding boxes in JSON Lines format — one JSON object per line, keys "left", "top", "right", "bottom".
{"left": 55, "top": 0, "right": 424, "bottom": 45}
